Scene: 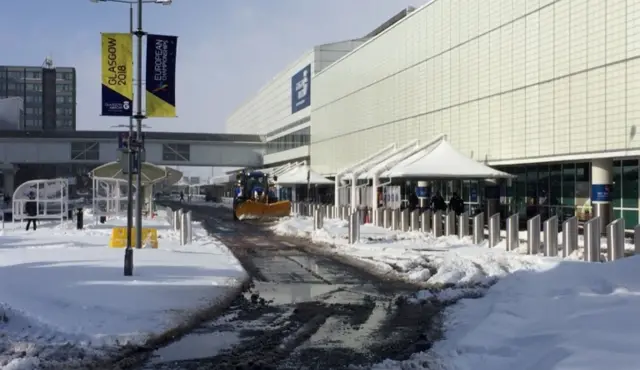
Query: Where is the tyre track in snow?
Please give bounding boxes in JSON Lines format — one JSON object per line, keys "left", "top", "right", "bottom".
{"left": 141, "top": 203, "right": 442, "bottom": 370}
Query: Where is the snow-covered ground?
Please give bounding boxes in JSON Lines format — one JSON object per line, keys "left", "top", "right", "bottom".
{"left": 274, "top": 215, "right": 640, "bottom": 370}
{"left": 0, "top": 209, "right": 246, "bottom": 369}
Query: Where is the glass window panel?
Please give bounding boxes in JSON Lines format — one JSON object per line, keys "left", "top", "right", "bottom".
{"left": 562, "top": 163, "right": 575, "bottom": 206}
{"left": 623, "top": 210, "right": 638, "bottom": 228}
{"left": 526, "top": 166, "right": 538, "bottom": 202}
{"left": 549, "top": 164, "right": 562, "bottom": 206}
{"left": 613, "top": 161, "right": 622, "bottom": 208}
{"left": 622, "top": 160, "right": 638, "bottom": 209}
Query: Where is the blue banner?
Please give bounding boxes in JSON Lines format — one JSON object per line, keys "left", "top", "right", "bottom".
{"left": 291, "top": 64, "right": 311, "bottom": 113}
{"left": 592, "top": 184, "right": 613, "bottom": 202}
{"left": 145, "top": 34, "right": 178, "bottom": 117}
{"left": 415, "top": 186, "right": 428, "bottom": 198}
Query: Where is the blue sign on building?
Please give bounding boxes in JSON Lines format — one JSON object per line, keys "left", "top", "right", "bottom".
{"left": 291, "top": 64, "right": 311, "bottom": 114}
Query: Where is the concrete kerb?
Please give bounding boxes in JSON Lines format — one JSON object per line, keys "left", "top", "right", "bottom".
{"left": 92, "top": 272, "right": 250, "bottom": 370}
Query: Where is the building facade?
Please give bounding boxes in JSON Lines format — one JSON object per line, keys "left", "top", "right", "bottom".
{"left": 225, "top": 41, "right": 367, "bottom": 166}
{"left": 308, "top": 0, "right": 640, "bottom": 227}
{"left": 0, "top": 65, "right": 76, "bottom": 131}
{"left": 0, "top": 97, "right": 24, "bottom": 130}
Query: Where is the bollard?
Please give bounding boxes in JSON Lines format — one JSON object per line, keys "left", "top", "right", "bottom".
{"left": 459, "top": 212, "right": 469, "bottom": 238}
{"left": 376, "top": 208, "right": 385, "bottom": 227}
{"left": 432, "top": 210, "right": 443, "bottom": 237}
{"left": 562, "top": 217, "right": 578, "bottom": 257}
{"left": 348, "top": 211, "right": 360, "bottom": 244}
{"left": 606, "top": 218, "right": 625, "bottom": 261}
{"left": 174, "top": 210, "right": 182, "bottom": 231}
{"left": 445, "top": 211, "right": 456, "bottom": 236}
{"left": 76, "top": 208, "right": 84, "bottom": 230}
{"left": 179, "top": 211, "right": 188, "bottom": 245}
{"left": 527, "top": 215, "right": 541, "bottom": 255}
{"left": 391, "top": 209, "right": 400, "bottom": 230}
{"left": 505, "top": 213, "right": 519, "bottom": 251}
{"left": 543, "top": 216, "right": 558, "bottom": 257}
{"left": 584, "top": 217, "right": 601, "bottom": 262}
{"left": 472, "top": 213, "right": 484, "bottom": 244}
{"left": 186, "top": 211, "right": 193, "bottom": 243}
{"left": 341, "top": 206, "right": 348, "bottom": 220}
{"left": 488, "top": 213, "right": 500, "bottom": 248}
{"left": 360, "top": 208, "right": 367, "bottom": 225}
{"left": 400, "top": 209, "right": 410, "bottom": 232}
{"left": 421, "top": 209, "right": 432, "bottom": 234}
{"left": 383, "top": 209, "right": 392, "bottom": 229}
{"left": 635, "top": 224, "right": 640, "bottom": 255}
{"left": 313, "top": 208, "right": 321, "bottom": 230}
{"left": 410, "top": 209, "right": 420, "bottom": 231}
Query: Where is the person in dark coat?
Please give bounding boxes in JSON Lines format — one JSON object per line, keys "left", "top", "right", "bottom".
{"left": 25, "top": 192, "right": 37, "bottom": 231}
{"left": 431, "top": 192, "right": 447, "bottom": 212}
{"left": 448, "top": 192, "right": 465, "bottom": 215}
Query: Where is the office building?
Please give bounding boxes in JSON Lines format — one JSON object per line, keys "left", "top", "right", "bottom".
{"left": 231, "top": 0, "right": 640, "bottom": 228}
{"left": 0, "top": 64, "right": 76, "bottom": 131}
{"left": 0, "top": 97, "right": 24, "bottom": 130}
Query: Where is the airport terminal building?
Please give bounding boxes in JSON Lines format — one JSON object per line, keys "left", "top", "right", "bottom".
{"left": 228, "top": 1, "right": 640, "bottom": 226}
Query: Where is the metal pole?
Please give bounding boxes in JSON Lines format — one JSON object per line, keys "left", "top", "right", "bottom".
{"left": 527, "top": 215, "right": 541, "bottom": 255}
{"left": 606, "top": 218, "right": 625, "bottom": 261}
{"left": 562, "top": 216, "right": 578, "bottom": 257}
{"left": 134, "top": 0, "right": 144, "bottom": 251}
{"left": 543, "top": 215, "right": 558, "bottom": 257}
{"left": 505, "top": 213, "right": 519, "bottom": 251}
{"left": 124, "top": 3, "right": 135, "bottom": 276}
{"left": 584, "top": 217, "right": 601, "bottom": 262}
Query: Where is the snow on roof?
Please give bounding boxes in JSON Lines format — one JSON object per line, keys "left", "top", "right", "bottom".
{"left": 381, "top": 139, "right": 514, "bottom": 179}
{"left": 277, "top": 165, "right": 333, "bottom": 185}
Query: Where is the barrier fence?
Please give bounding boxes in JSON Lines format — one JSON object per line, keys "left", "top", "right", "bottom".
{"left": 290, "top": 202, "right": 638, "bottom": 263}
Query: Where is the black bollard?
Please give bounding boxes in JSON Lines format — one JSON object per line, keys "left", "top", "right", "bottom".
{"left": 99, "top": 216, "right": 106, "bottom": 224}
{"left": 76, "top": 208, "right": 84, "bottom": 229}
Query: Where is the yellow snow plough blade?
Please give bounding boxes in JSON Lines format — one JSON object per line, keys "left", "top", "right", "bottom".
{"left": 235, "top": 200, "right": 291, "bottom": 220}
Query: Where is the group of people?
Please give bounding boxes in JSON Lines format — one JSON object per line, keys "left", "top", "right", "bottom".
{"left": 407, "top": 191, "right": 466, "bottom": 215}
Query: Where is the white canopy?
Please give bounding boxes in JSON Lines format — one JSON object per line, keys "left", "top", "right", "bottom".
{"left": 277, "top": 165, "right": 333, "bottom": 185}
{"left": 381, "top": 139, "right": 514, "bottom": 179}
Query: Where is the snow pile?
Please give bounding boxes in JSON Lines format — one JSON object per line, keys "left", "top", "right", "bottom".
{"left": 273, "top": 215, "right": 640, "bottom": 370}
{"left": 375, "top": 256, "right": 640, "bottom": 370}
{"left": 273, "top": 216, "right": 557, "bottom": 286}
{"left": 0, "top": 211, "right": 246, "bottom": 369}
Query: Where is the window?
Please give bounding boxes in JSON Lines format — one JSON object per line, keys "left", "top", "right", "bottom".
{"left": 63, "top": 72, "right": 73, "bottom": 80}
{"left": 7, "top": 71, "right": 23, "bottom": 80}
{"left": 25, "top": 119, "right": 42, "bottom": 128}
{"left": 71, "top": 141, "right": 100, "bottom": 161}
{"left": 26, "top": 83, "right": 41, "bottom": 91}
{"left": 162, "top": 143, "right": 190, "bottom": 161}
{"left": 56, "top": 84, "right": 71, "bottom": 92}
{"left": 29, "top": 72, "right": 41, "bottom": 79}
{"left": 26, "top": 107, "right": 42, "bottom": 114}
{"left": 26, "top": 95, "right": 42, "bottom": 103}
{"left": 56, "top": 96, "right": 64, "bottom": 103}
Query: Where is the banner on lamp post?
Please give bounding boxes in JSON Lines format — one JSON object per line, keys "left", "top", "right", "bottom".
{"left": 145, "top": 34, "right": 178, "bottom": 117}
{"left": 101, "top": 33, "right": 133, "bottom": 116}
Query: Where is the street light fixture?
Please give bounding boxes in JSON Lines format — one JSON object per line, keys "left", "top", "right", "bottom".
{"left": 91, "top": 0, "right": 171, "bottom": 276}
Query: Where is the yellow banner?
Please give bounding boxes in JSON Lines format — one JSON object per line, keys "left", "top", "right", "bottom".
{"left": 101, "top": 33, "right": 133, "bottom": 116}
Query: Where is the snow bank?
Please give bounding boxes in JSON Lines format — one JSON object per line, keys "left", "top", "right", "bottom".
{"left": 275, "top": 215, "right": 640, "bottom": 370}
{"left": 0, "top": 211, "right": 246, "bottom": 369}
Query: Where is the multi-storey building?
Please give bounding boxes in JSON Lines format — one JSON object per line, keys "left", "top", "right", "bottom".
{"left": 0, "top": 64, "right": 76, "bottom": 131}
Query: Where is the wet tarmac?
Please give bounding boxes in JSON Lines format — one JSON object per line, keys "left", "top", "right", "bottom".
{"left": 135, "top": 203, "right": 441, "bottom": 370}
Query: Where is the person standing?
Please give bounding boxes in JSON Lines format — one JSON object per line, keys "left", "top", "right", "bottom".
{"left": 25, "top": 192, "right": 37, "bottom": 231}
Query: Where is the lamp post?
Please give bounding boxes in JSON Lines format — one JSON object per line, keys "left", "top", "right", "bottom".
{"left": 91, "top": 0, "right": 171, "bottom": 276}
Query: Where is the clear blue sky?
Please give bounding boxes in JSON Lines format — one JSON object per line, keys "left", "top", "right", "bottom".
{"left": 1, "top": 0, "right": 422, "bottom": 176}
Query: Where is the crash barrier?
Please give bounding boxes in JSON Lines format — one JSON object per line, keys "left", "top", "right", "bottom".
{"left": 109, "top": 227, "right": 159, "bottom": 249}
{"left": 291, "top": 201, "right": 639, "bottom": 261}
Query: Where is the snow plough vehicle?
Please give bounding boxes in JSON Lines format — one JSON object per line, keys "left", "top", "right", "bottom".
{"left": 232, "top": 171, "right": 291, "bottom": 220}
